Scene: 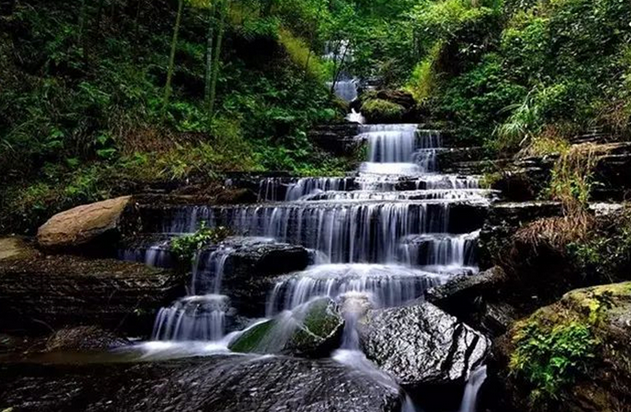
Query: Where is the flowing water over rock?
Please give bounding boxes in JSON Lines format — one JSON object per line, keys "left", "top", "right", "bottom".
{"left": 120, "top": 123, "right": 492, "bottom": 411}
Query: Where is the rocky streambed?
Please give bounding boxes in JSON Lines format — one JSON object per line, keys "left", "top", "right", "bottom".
{"left": 3, "top": 125, "right": 631, "bottom": 412}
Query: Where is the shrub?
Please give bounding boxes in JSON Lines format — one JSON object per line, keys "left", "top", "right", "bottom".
{"left": 567, "top": 211, "right": 631, "bottom": 282}
{"left": 547, "top": 144, "right": 597, "bottom": 212}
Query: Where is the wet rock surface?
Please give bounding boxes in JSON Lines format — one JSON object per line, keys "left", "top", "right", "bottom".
{"left": 230, "top": 297, "right": 344, "bottom": 357}
{"left": 45, "top": 326, "right": 129, "bottom": 352}
{"left": 0, "top": 241, "right": 186, "bottom": 335}
{"left": 427, "top": 267, "right": 516, "bottom": 337}
{"left": 0, "top": 355, "right": 402, "bottom": 412}
{"left": 308, "top": 123, "right": 362, "bottom": 158}
{"left": 222, "top": 240, "right": 311, "bottom": 317}
{"left": 359, "top": 302, "right": 489, "bottom": 390}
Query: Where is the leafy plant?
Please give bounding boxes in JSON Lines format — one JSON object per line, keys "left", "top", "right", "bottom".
{"left": 510, "top": 320, "right": 598, "bottom": 405}
{"left": 170, "top": 224, "right": 232, "bottom": 262}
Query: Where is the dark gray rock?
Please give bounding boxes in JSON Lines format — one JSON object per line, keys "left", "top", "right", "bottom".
{"left": 222, "top": 240, "right": 310, "bottom": 317}
{"left": 426, "top": 267, "right": 516, "bottom": 337}
{"left": 435, "top": 147, "right": 488, "bottom": 172}
{"left": 359, "top": 302, "right": 489, "bottom": 390}
{"left": 229, "top": 297, "right": 343, "bottom": 357}
{"left": 478, "top": 201, "right": 563, "bottom": 269}
{"left": 426, "top": 267, "right": 507, "bottom": 304}
{"left": 0, "top": 356, "right": 402, "bottom": 412}
{"left": 308, "top": 123, "right": 362, "bottom": 158}
{"left": 0, "top": 241, "right": 186, "bottom": 335}
{"left": 45, "top": 326, "right": 129, "bottom": 352}
{"left": 425, "top": 266, "right": 516, "bottom": 336}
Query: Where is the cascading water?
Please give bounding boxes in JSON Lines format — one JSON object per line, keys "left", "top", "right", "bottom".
{"left": 151, "top": 246, "right": 235, "bottom": 342}
{"left": 129, "top": 122, "right": 492, "bottom": 410}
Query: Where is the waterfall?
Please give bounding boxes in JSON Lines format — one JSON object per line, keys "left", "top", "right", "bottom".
{"left": 266, "top": 264, "right": 444, "bottom": 316}
{"left": 132, "top": 123, "right": 491, "bottom": 411}
{"left": 346, "top": 109, "right": 365, "bottom": 124}
{"left": 152, "top": 294, "right": 230, "bottom": 341}
{"left": 458, "top": 366, "right": 488, "bottom": 412}
{"left": 328, "top": 78, "right": 359, "bottom": 102}
{"left": 151, "top": 246, "right": 235, "bottom": 342}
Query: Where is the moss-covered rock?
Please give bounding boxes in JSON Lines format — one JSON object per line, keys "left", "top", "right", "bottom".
{"left": 229, "top": 297, "right": 343, "bottom": 358}
{"left": 361, "top": 99, "right": 406, "bottom": 123}
{"left": 490, "top": 282, "right": 631, "bottom": 412}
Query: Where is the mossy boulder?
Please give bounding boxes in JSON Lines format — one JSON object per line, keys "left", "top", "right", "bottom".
{"left": 490, "top": 282, "right": 631, "bottom": 412}
{"left": 361, "top": 99, "right": 406, "bottom": 123}
{"left": 229, "top": 297, "right": 343, "bottom": 358}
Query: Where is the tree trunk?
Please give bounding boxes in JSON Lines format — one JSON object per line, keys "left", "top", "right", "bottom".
{"left": 208, "top": 0, "right": 229, "bottom": 120}
{"left": 205, "top": 0, "right": 218, "bottom": 128}
{"left": 78, "top": 0, "right": 88, "bottom": 43}
{"left": 162, "top": 0, "right": 185, "bottom": 119}
{"left": 96, "top": 0, "right": 105, "bottom": 31}
{"left": 330, "top": 40, "right": 349, "bottom": 95}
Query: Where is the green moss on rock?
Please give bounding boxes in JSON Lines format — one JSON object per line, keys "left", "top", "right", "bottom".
{"left": 229, "top": 297, "right": 343, "bottom": 357}
{"left": 361, "top": 99, "right": 406, "bottom": 123}
{"left": 499, "top": 282, "right": 631, "bottom": 411}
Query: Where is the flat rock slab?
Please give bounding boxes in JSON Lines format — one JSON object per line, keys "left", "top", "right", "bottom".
{"left": 0, "top": 238, "right": 34, "bottom": 260}
{"left": 0, "top": 355, "right": 401, "bottom": 412}
{"left": 0, "top": 245, "right": 185, "bottom": 335}
{"left": 360, "top": 302, "right": 489, "bottom": 390}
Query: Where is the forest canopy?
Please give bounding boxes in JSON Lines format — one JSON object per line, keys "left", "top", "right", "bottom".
{"left": 1, "top": 0, "right": 630, "bottom": 233}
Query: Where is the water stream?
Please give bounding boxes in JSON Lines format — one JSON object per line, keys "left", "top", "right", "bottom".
{"left": 125, "top": 123, "right": 491, "bottom": 411}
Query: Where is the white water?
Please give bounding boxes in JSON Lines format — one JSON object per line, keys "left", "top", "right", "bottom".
{"left": 346, "top": 109, "right": 365, "bottom": 124}
{"left": 459, "top": 366, "right": 488, "bottom": 412}
{"left": 126, "top": 123, "right": 490, "bottom": 411}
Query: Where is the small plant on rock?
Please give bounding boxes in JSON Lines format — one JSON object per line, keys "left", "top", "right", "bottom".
{"left": 170, "top": 223, "right": 232, "bottom": 262}
{"left": 510, "top": 319, "right": 598, "bottom": 406}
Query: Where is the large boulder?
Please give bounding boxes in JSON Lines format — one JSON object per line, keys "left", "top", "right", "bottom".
{"left": 359, "top": 302, "right": 489, "bottom": 392}
{"left": 426, "top": 267, "right": 515, "bottom": 336}
{"left": 229, "top": 297, "right": 343, "bottom": 357}
{"left": 0, "top": 239, "right": 186, "bottom": 335}
{"left": 0, "top": 355, "right": 402, "bottom": 412}
{"left": 489, "top": 282, "right": 631, "bottom": 412}
{"left": 37, "top": 196, "right": 132, "bottom": 254}
{"left": 222, "top": 240, "right": 311, "bottom": 317}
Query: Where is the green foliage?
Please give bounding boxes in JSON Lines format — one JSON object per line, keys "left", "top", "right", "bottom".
{"left": 362, "top": 99, "right": 405, "bottom": 122}
{"left": 0, "top": 0, "right": 350, "bottom": 234}
{"left": 436, "top": 54, "right": 527, "bottom": 146}
{"left": 170, "top": 224, "right": 232, "bottom": 262}
{"left": 510, "top": 320, "right": 598, "bottom": 405}
{"left": 568, "top": 220, "right": 631, "bottom": 282}
{"left": 278, "top": 28, "right": 329, "bottom": 82}
{"left": 546, "top": 146, "right": 596, "bottom": 210}
{"left": 406, "top": 43, "right": 441, "bottom": 102}
{"left": 409, "top": 0, "right": 631, "bottom": 151}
